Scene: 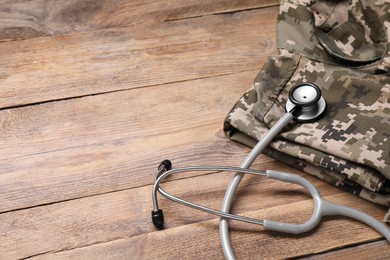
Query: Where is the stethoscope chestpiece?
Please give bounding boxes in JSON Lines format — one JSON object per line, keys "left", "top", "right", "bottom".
{"left": 285, "top": 83, "right": 327, "bottom": 123}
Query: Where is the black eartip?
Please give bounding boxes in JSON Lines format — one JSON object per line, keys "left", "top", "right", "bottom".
{"left": 151, "top": 209, "right": 164, "bottom": 229}
{"left": 158, "top": 160, "right": 172, "bottom": 172}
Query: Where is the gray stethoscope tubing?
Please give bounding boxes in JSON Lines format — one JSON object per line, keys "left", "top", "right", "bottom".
{"left": 220, "top": 83, "right": 326, "bottom": 259}
{"left": 151, "top": 83, "right": 390, "bottom": 259}
{"left": 219, "top": 112, "right": 294, "bottom": 259}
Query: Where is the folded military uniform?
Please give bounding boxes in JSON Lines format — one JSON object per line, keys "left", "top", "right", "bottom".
{"left": 224, "top": 0, "right": 390, "bottom": 220}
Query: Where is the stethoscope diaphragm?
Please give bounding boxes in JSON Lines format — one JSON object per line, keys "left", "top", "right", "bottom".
{"left": 285, "top": 83, "right": 327, "bottom": 123}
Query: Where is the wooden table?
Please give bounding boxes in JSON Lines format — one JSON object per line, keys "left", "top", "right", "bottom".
{"left": 1, "top": 1, "right": 389, "bottom": 259}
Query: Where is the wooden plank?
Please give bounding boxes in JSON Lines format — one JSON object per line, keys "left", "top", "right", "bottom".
{"left": 304, "top": 240, "right": 390, "bottom": 259}
{"left": 0, "top": 71, "right": 265, "bottom": 213}
{"left": 0, "top": 7, "right": 277, "bottom": 109}
{"left": 0, "top": 167, "right": 367, "bottom": 259}
{"left": 0, "top": 0, "right": 279, "bottom": 42}
{"left": 16, "top": 189, "right": 387, "bottom": 260}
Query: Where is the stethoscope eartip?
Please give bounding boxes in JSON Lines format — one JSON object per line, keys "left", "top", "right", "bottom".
{"left": 159, "top": 160, "right": 172, "bottom": 171}
{"left": 153, "top": 161, "right": 170, "bottom": 229}
{"left": 151, "top": 209, "right": 165, "bottom": 229}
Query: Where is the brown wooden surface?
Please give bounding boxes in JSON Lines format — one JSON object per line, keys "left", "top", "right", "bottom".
{"left": 0, "top": 1, "right": 388, "bottom": 259}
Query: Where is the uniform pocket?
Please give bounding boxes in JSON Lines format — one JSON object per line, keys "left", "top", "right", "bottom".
{"left": 278, "top": 0, "right": 387, "bottom": 65}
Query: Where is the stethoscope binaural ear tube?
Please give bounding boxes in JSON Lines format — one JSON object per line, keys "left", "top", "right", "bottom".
{"left": 285, "top": 83, "right": 327, "bottom": 123}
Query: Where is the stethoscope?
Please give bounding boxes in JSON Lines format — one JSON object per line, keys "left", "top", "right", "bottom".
{"left": 151, "top": 83, "right": 390, "bottom": 259}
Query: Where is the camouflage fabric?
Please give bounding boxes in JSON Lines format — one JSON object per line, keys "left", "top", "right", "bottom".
{"left": 224, "top": 0, "right": 390, "bottom": 221}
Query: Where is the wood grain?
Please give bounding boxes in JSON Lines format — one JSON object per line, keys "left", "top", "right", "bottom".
{"left": 0, "top": 71, "right": 262, "bottom": 213}
{"left": 0, "top": 7, "right": 277, "bottom": 109}
{"left": 0, "top": 168, "right": 386, "bottom": 259}
{"left": 22, "top": 191, "right": 387, "bottom": 260}
{"left": 304, "top": 240, "right": 390, "bottom": 259}
{"left": 1, "top": 1, "right": 388, "bottom": 259}
{"left": 0, "top": 0, "right": 279, "bottom": 42}
{"left": 0, "top": 5, "right": 278, "bottom": 212}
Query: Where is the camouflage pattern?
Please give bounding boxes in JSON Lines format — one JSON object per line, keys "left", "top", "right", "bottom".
{"left": 224, "top": 0, "right": 390, "bottom": 221}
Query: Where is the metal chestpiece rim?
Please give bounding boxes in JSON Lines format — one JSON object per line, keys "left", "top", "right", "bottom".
{"left": 285, "top": 83, "right": 327, "bottom": 123}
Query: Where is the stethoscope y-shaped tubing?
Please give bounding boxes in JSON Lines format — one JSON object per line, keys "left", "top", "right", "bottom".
{"left": 264, "top": 170, "right": 390, "bottom": 239}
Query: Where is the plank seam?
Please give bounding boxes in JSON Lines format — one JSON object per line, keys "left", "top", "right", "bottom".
{"left": 0, "top": 159, "right": 281, "bottom": 215}
{"left": 288, "top": 238, "right": 386, "bottom": 259}
{"left": 20, "top": 237, "right": 128, "bottom": 259}
{"left": 164, "top": 4, "right": 280, "bottom": 22}
{"left": 0, "top": 68, "right": 259, "bottom": 112}
{"left": 19, "top": 191, "right": 363, "bottom": 259}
